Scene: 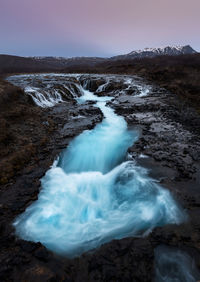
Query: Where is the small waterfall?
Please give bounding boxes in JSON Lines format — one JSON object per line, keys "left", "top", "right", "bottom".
{"left": 25, "top": 86, "right": 63, "bottom": 108}
{"left": 137, "top": 85, "right": 151, "bottom": 97}
{"left": 82, "top": 78, "right": 91, "bottom": 90}
{"left": 7, "top": 74, "right": 83, "bottom": 108}
{"left": 96, "top": 79, "right": 110, "bottom": 93}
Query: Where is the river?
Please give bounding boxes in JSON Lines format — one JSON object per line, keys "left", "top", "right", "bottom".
{"left": 9, "top": 74, "right": 186, "bottom": 258}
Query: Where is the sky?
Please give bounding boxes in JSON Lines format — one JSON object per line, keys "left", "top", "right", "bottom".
{"left": 0, "top": 0, "right": 199, "bottom": 57}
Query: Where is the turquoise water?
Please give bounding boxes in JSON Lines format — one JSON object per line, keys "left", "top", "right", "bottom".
{"left": 60, "top": 90, "right": 135, "bottom": 174}
{"left": 14, "top": 85, "right": 186, "bottom": 258}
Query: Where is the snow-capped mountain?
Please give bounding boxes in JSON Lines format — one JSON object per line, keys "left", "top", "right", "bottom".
{"left": 29, "top": 45, "right": 197, "bottom": 65}
{"left": 112, "top": 45, "right": 197, "bottom": 60}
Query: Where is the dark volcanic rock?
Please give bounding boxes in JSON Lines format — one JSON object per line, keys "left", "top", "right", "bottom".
{"left": 109, "top": 79, "right": 200, "bottom": 278}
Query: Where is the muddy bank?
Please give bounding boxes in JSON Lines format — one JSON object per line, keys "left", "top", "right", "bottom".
{"left": 0, "top": 74, "right": 200, "bottom": 281}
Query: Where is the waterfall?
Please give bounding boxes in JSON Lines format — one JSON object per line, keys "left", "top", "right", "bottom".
{"left": 7, "top": 74, "right": 152, "bottom": 107}
{"left": 13, "top": 76, "right": 186, "bottom": 258}
{"left": 7, "top": 74, "right": 83, "bottom": 107}
{"left": 24, "top": 86, "right": 63, "bottom": 108}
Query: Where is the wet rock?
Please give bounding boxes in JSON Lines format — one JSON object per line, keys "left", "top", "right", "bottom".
{"left": 79, "top": 76, "right": 106, "bottom": 92}
{"left": 18, "top": 240, "right": 40, "bottom": 253}
{"left": 34, "top": 247, "right": 50, "bottom": 262}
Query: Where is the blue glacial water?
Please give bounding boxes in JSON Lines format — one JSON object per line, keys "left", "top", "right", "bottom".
{"left": 14, "top": 86, "right": 186, "bottom": 258}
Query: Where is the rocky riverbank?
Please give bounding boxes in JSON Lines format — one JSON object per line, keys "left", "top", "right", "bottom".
{"left": 0, "top": 74, "right": 200, "bottom": 281}
{"left": 0, "top": 78, "right": 104, "bottom": 281}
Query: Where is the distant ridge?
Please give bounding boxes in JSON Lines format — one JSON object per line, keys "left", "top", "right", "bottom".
{"left": 30, "top": 45, "right": 197, "bottom": 63}
{"left": 30, "top": 56, "right": 106, "bottom": 68}
{"left": 0, "top": 45, "right": 198, "bottom": 74}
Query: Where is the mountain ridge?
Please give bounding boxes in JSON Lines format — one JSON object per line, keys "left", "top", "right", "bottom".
{"left": 28, "top": 45, "right": 197, "bottom": 61}
{"left": 0, "top": 45, "right": 198, "bottom": 74}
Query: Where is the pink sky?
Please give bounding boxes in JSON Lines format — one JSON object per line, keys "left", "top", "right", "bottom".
{"left": 0, "top": 0, "right": 199, "bottom": 56}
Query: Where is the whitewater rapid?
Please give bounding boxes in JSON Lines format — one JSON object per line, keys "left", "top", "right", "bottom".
{"left": 13, "top": 78, "right": 186, "bottom": 258}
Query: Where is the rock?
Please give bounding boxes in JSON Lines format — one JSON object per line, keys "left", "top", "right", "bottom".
{"left": 34, "top": 247, "right": 50, "bottom": 262}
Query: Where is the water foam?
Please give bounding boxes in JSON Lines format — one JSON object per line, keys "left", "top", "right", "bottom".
{"left": 14, "top": 161, "right": 184, "bottom": 257}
